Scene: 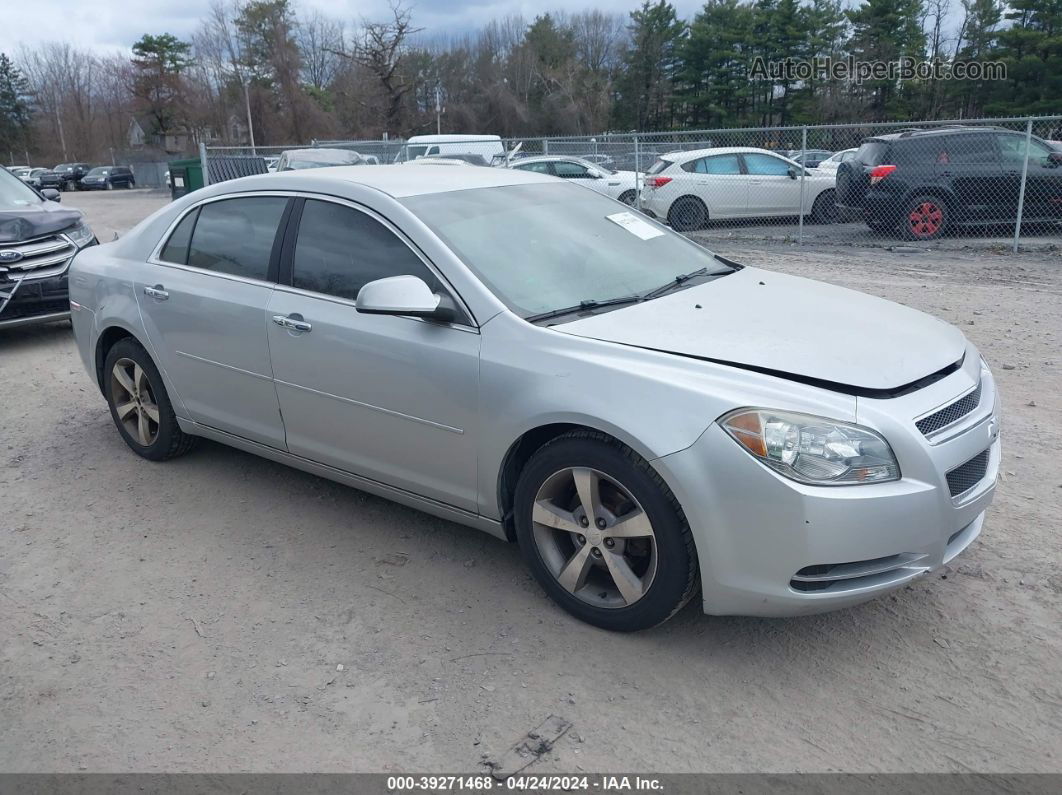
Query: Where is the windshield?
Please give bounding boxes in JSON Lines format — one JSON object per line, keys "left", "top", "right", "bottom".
{"left": 0, "top": 167, "right": 44, "bottom": 209}
{"left": 403, "top": 182, "right": 732, "bottom": 319}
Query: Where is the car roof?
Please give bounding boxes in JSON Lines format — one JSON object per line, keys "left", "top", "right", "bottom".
{"left": 871, "top": 126, "right": 1017, "bottom": 142}
{"left": 659, "top": 146, "right": 793, "bottom": 161}
{"left": 407, "top": 134, "right": 502, "bottom": 143}
{"left": 210, "top": 163, "right": 555, "bottom": 198}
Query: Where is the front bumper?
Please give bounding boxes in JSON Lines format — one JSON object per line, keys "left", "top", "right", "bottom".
{"left": 0, "top": 271, "right": 71, "bottom": 329}
{"left": 654, "top": 355, "right": 999, "bottom": 617}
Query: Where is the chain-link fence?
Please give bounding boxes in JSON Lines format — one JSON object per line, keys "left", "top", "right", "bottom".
{"left": 203, "top": 116, "right": 1062, "bottom": 252}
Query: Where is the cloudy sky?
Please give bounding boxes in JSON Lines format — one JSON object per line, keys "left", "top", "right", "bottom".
{"left": 2, "top": 0, "right": 709, "bottom": 55}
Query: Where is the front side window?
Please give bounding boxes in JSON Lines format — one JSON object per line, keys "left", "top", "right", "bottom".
{"left": 553, "top": 161, "right": 591, "bottom": 178}
{"left": 291, "top": 199, "right": 439, "bottom": 302}
{"left": 997, "top": 134, "right": 1053, "bottom": 166}
{"left": 514, "top": 161, "right": 553, "bottom": 174}
{"left": 743, "top": 153, "right": 792, "bottom": 176}
{"left": 186, "top": 197, "right": 287, "bottom": 280}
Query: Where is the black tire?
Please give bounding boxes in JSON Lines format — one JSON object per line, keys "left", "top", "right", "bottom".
{"left": 810, "top": 189, "right": 837, "bottom": 224}
{"left": 103, "top": 338, "right": 197, "bottom": 461}
{"left": 900, "top": 193, "right": 948, "bottom": 241}
{"left": 618, "top": 189, "right": 636, "bottom": 206}
{"left": 105, "top": 180, "right": 114, "bottom": 191}
{"left": 513, "top": 430, "right": 699, "bottom": 632}
{"left": 668, "top": 197, "right": 708, "bottom": 232}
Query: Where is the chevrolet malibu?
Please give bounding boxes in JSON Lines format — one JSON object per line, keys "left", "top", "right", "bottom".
{"left": 69, "top": 166, "right": 1000, "bottom": 631}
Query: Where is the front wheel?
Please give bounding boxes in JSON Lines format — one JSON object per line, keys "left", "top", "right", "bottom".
{"left": 514, "top": 431, "right": 699, "bottom": 631}
{"left": 103, "top": 338, "right": 198, "bottom": 461}
{"left": 105, "top": 181, "right": 114, "bottom": 191}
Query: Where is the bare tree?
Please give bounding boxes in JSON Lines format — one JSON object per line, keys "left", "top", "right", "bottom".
{"left": 298, "top": 10, "right": 345, "bottom": 91}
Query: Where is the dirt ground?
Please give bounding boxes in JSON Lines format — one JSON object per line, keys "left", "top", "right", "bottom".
{"left": 1, "top": 190, "right": 1060, "bottom": 774}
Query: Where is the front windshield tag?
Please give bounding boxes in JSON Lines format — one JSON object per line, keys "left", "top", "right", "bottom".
{"left": 606, "top": 211, "right": 664, "bottom": 241}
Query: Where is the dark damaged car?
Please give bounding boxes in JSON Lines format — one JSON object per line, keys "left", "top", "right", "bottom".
{"left": 0, "top": 166, "right": 97, "bottom": 330}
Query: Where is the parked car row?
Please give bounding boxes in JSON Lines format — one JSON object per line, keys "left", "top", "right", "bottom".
{"left": 4, "top": 163, "right": 137, "bottom": 191}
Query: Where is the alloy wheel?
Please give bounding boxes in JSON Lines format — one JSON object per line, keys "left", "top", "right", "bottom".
{"left": 110, "top": 357, "right": 160, "bottom": 446}
{"left": 908, "top": 201, "right": 943, "bottom": 238}
{"left": 531, "top": 467, "right": 657, "bottom": 608}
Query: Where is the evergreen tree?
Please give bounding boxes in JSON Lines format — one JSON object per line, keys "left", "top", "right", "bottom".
{"left": 0, "top": 53, "right": 32, "bottom": 158}
{"left": 614, "top": 1, "right": 685, "bottom": 130}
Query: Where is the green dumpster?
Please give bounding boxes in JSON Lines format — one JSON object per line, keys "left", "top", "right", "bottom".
{"left": 168, "top": 157, "right": 203, "bottom": 200}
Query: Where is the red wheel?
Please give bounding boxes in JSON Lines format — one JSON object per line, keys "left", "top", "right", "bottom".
{"left": 901, "top": 195, "right": 947, "bottom": 240}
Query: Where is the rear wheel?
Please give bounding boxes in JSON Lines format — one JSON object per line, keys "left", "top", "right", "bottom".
{"left": 514, "top": 431, "right": 699, "bottom": 631}
{"left": 668, "top": 197, "right": 708, "bottom": 232}
{"left": 103, "top": 338, "right": 197, "bottom": 461}
{"left": 901, "top": 194, "right": 948, "bottom": 240}
{"left": 618, "top": 189, "right": 636, "bottom": 206}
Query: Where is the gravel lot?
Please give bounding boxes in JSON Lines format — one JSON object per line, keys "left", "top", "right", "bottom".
{"left": 1, "top": 190, "right": 1060, "bottom": 774}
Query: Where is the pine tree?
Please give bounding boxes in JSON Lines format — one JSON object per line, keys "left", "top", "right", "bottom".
{"left": 614, "top": 1, "right": 686, "bottom": 130}
{"left": 0, "top": 53, "right": 31, "bottom": 158}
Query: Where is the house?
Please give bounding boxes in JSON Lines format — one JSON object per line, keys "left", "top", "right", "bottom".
{"left": 127, "top": 116, "right": 196, "bottom": 154}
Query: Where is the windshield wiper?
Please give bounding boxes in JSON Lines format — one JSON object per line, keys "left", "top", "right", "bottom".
{"left": 526, "top": 294, "right": 643, "bottom": 324}
{"left": 640, "top": 267, "right": 711, "bottom": 300}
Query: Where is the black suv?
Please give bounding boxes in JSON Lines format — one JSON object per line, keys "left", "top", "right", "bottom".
{"left": 80, "top": 165, "right": 136, "bottom": 190}
{"left": 836, "top": 126, "right": 1062, "bottom": 240}
{"left": 50, "top": 162, "right": 94, "bottom": 191}
{"left": 0, "top": 166, "right": 97, "bottom": 330}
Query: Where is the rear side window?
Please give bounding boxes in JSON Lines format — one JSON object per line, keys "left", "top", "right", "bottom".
{"left": 514, "top": 161, "right": 552, "bottom": 174}
{"left": 159, "top": 208, "right": 198, "bottom": 265}
{"left": 187, "top": 197, "right": 287, "bottom": 280}
{"left": 855, "top": 142, "right": 890, "bottom": 166}
{"left": 291, "top": 199, "right": 439, "bottom": 302}
{"left": 553, "top": 161, "right": 591, "bottom": 178}
{"left": 943, "top": 134, "right": 998, "bottom": 165}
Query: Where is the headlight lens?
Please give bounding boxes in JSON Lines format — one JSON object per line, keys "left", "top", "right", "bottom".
{"left": 721, "top": 408, "right": 900, "bottom": 485}
{"left": 66, "top": 221, "right": 95, "bottom": 248}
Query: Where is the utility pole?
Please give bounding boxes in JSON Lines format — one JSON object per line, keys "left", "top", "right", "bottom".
{"left": 242, "top": 77, "right": 256, "bottom": 154}
{"left": 434, "top": 85, "right": 442, "bottom": 135}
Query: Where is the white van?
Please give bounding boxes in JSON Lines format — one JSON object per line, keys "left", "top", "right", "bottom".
{"left": 395, "top": 134, "right": 505, "bottom": 163}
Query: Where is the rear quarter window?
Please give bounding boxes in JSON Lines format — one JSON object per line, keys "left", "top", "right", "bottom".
{"left": 855, "top": 142, "right": 891, "bottom": 166}
{"left": 647, "top": 159, "right": 673, "bottom": 175}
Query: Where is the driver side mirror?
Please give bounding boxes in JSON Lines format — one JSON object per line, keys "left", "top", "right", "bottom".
{"left": 356, "top": 275, "right": 455, "bottom": 323}
{"left": 1048, "top": 152, "right": 1062, "bottom": 167}
{"left": 41, "top": 188, "right": 61, "bottom": 202}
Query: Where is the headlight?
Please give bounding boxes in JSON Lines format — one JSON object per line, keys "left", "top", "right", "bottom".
{"left": 720, "top": 408, "right": 900, "bottom": 485}
{"left": 66, "top": 221, "right": 95, "bottom": 248}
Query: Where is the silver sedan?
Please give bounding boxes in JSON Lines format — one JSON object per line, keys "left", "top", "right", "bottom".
{"left": 68, "top": 165, "right": 999, "bottom": 631}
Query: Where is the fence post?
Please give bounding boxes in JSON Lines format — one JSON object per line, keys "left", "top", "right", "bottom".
{"left": 633, "top": 133, "right": 641, "bottom": 209}
{"left": 798, "top": 126, "right": 807, "bottom": 244}
{"left": 199, "top": 141, "right": 210, "bottom": 187}
{"left": 543, "top": 138, "right": 549, "bottom": 156}
{"left": 1012, "top": 118, "right": 1033, "bottom": 254}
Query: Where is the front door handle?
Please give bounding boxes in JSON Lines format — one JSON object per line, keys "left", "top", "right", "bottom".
{"left": 143, "top": 285, "right": 169, "bottom": 300}
{"left": 272, "top": 314, "right": 312, "bottom": 332}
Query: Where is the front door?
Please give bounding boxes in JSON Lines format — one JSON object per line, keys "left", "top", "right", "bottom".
{"left": 136, "top": 195, "right": 290, "bottom": 449}
{"left": 742, "top": 152, "right": 803, "bottom": 217}
{"left": 266, "top": 197, "right": 481, "bottom": 511}
{"left": 680, "top": 153, "right": 747, "bottom": 218}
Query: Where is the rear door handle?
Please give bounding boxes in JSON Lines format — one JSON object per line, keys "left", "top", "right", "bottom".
{"left": 272, "top": 314, "right": 312, "bottom": 332}
{"left": 143, "top": 285, "right": 169, "bottom": 300}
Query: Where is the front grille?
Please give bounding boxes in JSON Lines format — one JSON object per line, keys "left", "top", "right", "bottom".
{"left": 946, "top": 449, "right": 990, "bottom": 497}
{"left": 916, "top": 380, "right": 982, "bottom": 435}
{"left": 0, "top": 234, "right": 77, "bottom": 274}
{"left": 790, "top": 553, "right": 927, "bottom": 592}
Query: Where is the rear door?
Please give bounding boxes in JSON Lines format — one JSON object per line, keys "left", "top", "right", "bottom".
{"left": 137, "top": 195, "right": 290, "bottom": 448}
{"left": 266, "top": 197, "right": 481, "bottom": 510}
{"left": 678, "top": 153, "right": 747, "bottom": 218}
{"left": 743, "top": 152, "right": 802, "bottom": 216}
{"left": 934, "top": 133, "right": 1006, "bottom": 221}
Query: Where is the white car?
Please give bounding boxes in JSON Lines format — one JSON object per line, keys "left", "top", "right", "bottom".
{"left": 640, "top": 147, "right": 838, "bottom": 231}
{"left": 395, "top": 134, "right": 505, "bottom": 164}
{"left": 815, "top": 148, "right": 858, "bottom": 174}
{"left": 510, "top": 156, "right": 639, "bottom": 205}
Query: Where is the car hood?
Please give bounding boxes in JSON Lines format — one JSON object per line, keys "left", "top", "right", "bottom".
{"left": 0, "top": 202, "right": 82, "bottom": 243}
{"left": 555, "top": 266, "right": 967, "bottom": 394}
